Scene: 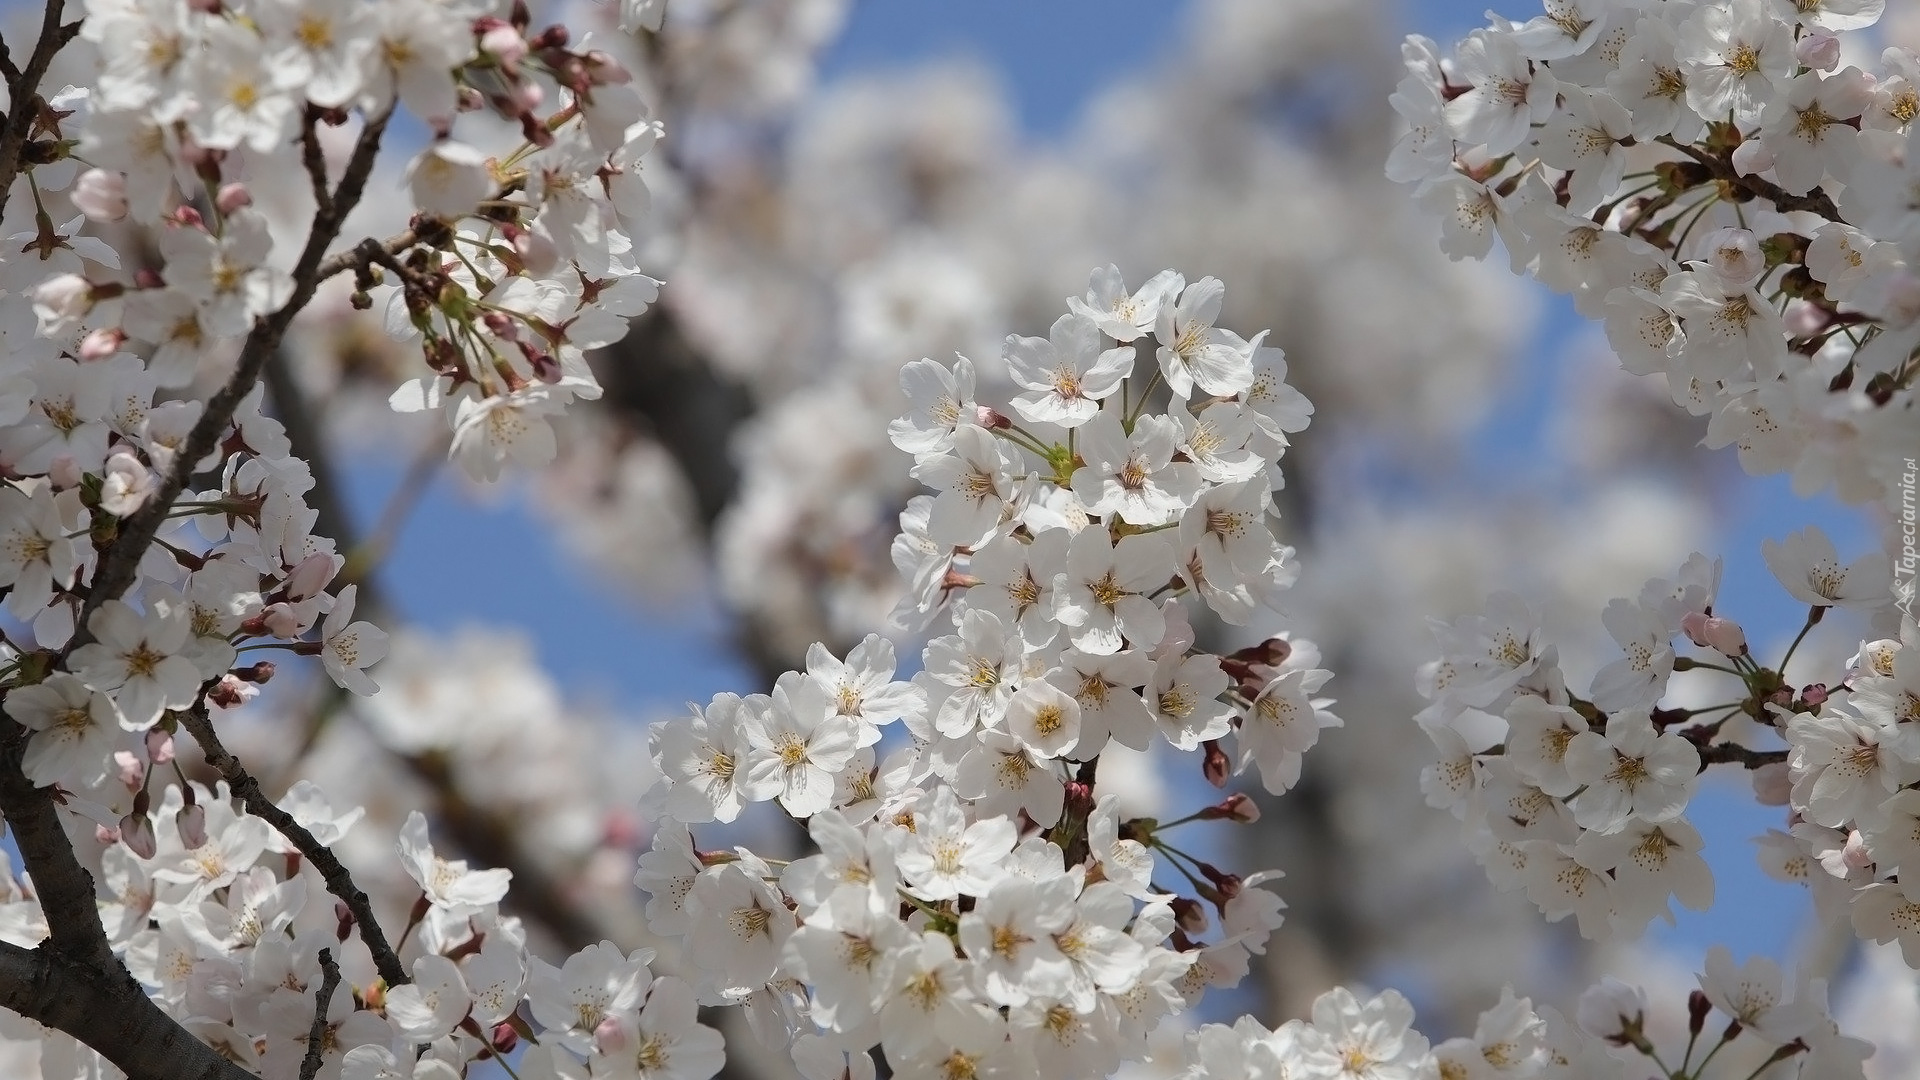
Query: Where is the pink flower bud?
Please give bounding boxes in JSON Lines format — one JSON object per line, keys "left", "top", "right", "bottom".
{"left": 48, "top": 455, "right": 82, "bottom": 490}
{"left": 1796, "top": 31, "right": 1841, "bottom": 71}
{"left": 975, "top": 406, "right": 1011, "bottom": 430}
{"left": 79, "top": 327, "right": 126, "bottom": 361}
{"left": 480, "top": 25, "right": 529, "bottom": 67}
{"left": 1701, "top": 617, "right": 1746, "bottom": 656}
{"left": 262, "top": 602, "right": 304, "bottom": 639}
{"left": 1207, "top": 792, "right": 1260, "bottom": 824}
{"left": 336, "top": 899, "right": 355, "bottom": 941}
{"left": 506, "top": 80, "right": 543, "bottom": 114}
{"left": 593, "top": 1016, "right": 629, "bottom": 1055}
{"left": 530, "top": 352, "right": 563, "bottom": 384}
{"left": 1843, "top": 828, "right": 1874, "bottom": 872}
{"left": 176, "top": 803, "right": 208, "bottom": 849}
{"left": 283, "top": 552, "right": 338, "bottom": 601}
{"left": 113, "top": 751, "right": 143, "bottom": 790}
{"left": 489, "top": 1022, "right": 519, "bottom": 1054}
{"left": 1801, "top": 683, "right": 1829, "bottom": 707}
{"left": 95, "top": 823, "right": 119, "bottom": 846}
{"left": 1202, "top": 740, "right": 1231, "bottom": 788}
{"left": 144, "top": 729, "right": 174, "bottom": 765}
{"left": 120, "top": 813, "right": 157, "bottom": 859}
{"left": 214, "top": 182, "right": 252, "bottom": 214}
{"left": 1752, "top": 762, "right": 1791, "bottom": 806}
{"left": 72, "top": 168, "right": 129, "bottom": 222}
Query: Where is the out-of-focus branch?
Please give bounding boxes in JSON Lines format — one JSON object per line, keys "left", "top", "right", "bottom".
{"left": 179, "top": 706, "right": 410, "bottom": 988}
{"left": 0, "top": 938, "right": 255, "bottom": 1080}
{"left": 259, "top": 352, "right": 616, "bottom": 954}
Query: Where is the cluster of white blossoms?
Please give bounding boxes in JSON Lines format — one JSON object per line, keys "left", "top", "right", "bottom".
{"left": 1414, "top": 521, "right": 1914, "bottom": 1061}
{"left": 1186, "top": 949, "right": 1875, "bottom": 1080}
{"left": 1391, "top": 0, "right": 1919, "bottom": 507}
{"left": 632, "top": 270, "right": 1474, "bottom": 1080}
{"left": 37, "top": 0, "right": 664, "bottom": 485}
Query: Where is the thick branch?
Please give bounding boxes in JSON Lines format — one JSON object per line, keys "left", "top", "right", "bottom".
{"left": 178, "top": 708, "right": 410, "bottom": 988}
{"left": 0, "top": 938, "right": 254, "bottom": 1080}
{"left": 0, "top": 720, "right": 113, "bottom": 968}
{"left": 73, "top": 105, "right": 396, "bottom": 646}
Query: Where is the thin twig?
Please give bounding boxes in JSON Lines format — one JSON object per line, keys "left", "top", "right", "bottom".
{"left": 299, "top": 948, "right": 341, "bottom": 1080}
{"left": 299, "top": 107, "right": 335, "bottom": 218}
{"left": 179, "top": 707, "right": 411, "bottom": 988}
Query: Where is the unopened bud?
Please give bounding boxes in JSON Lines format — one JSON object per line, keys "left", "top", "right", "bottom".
{"left": 72, "top": 168, "right": 129, "bottom": 222}
{"left": 1200, "top": 792, "right": 1261, "bottom": 824}
{"left": 1681, "top": 611, "right": 1747, "bottom": 655}
{"left": 976, "top": 406, "right": 1011, "bottom": 430}
{"left": 176, "top": 803, "right": 208, "bottom": 849}
{"left": 283, "top": 552, "right": 338, "bottom": 601}
{"left": 1796, "top": 30, "right": 1841, "bottom": 71}
{"left": 120, "top": 813, "right": 157, "bottom": 859}
{"left": 593, "top": 1016, "right": 628, "bottom": 1055}
{"left": 1202, "top": 740, "right": 1231, "bottom": 788}
{"left": 1801, "top": 683, "right": 1829, "bottom": 707}
{"left": 215, "top": 182, "right": 252, "bottom": 214}
{"left": 262, "top": 602, "right": 303, "bottom": 639}
{"left": 530, "top": 352, "right": 563, "bottom": 384}
{"left": 335, "top": 899, "right": 355, "bottom": 941}
{"left": 94, "top": 823, "right": 119, "bottom": 846}
{"left": 1688, "top": 989, "right": 1711, "bottom": 1035}
{"left": 480, "top": 24, "right": 529, "bottom": 67}
{"left": 144, "top": 729, "right": 174, "bottom": 765}
{"left": 79, "top": 327, "right": 126, "bottom": 361}
{"left": 490, "top": 1022, "right": 519, "bottom": 1054}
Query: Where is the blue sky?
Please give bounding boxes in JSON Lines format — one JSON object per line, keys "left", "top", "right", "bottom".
{"left": 348, "top": 0, "right": 1881, "bottom": 990}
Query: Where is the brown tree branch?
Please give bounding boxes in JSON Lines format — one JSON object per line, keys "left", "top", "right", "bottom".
{"left": 299, "top": 948, "right": 340, "bottom": 1080}
{"left": 178, "top": 707, "right": 410, "bottom": 989}
{"left": 0, "top": 0, "right": 68, "bottom": 219}
{"left": 72, "top": 104, "right": 397, "bottom": 648}
{"left": 0, "top": 938, "right": 254, "bottom": 1080}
